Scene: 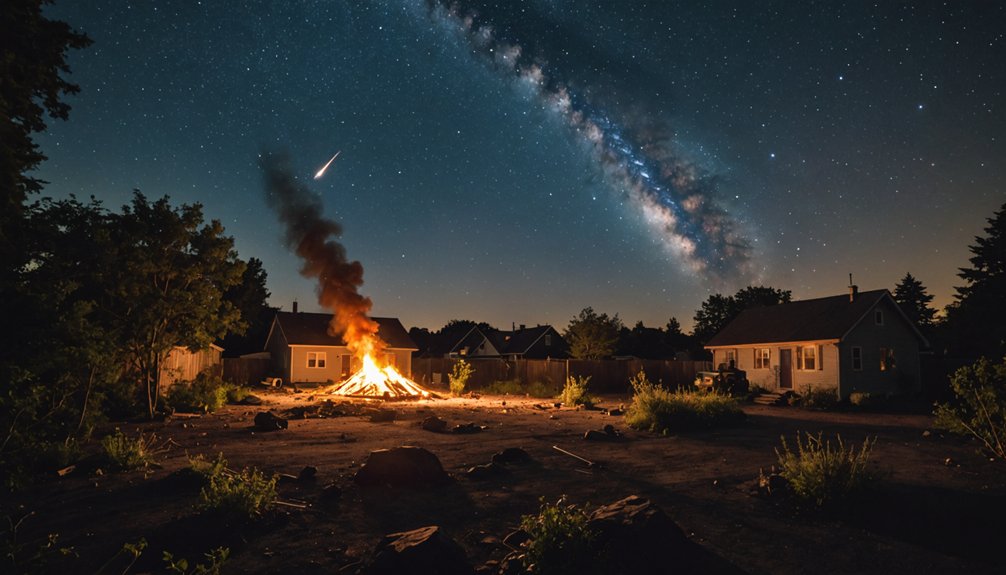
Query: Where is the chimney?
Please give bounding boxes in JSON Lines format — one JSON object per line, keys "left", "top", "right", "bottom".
{"left": 519, "top": 324, "right": 526, "bottom": 331}
{"left": 293, "top": 300, "right": 299, "bottom": 313}
{"left": 848, "top": 274, "right": 857, "bottom": 302}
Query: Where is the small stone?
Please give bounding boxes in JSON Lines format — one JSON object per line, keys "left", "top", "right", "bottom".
{"left": 253, "top": 411, "right": 288, "bottom": 431}
{"left": 299, "top": 465, "right": 318, "bottom": 481}
{"left": 492, "top": 447, "right": 532, "bottom": 465}
{"left": 466, "top": 462, "right": 507, "bottom": 480}
{"left": 421, "top": 415, "right": 448, "bottom": 433}
{"left": 922, "top": 430, "right": 931, "bottom": 438}
{"left": 370, "top": 409, "right": 397, "bottom": 423}
{"left": 452, "top": 422, "right": 484, "bottom": 434}
{"left": 584, "top": 429, "right": 610, "bottom": 441}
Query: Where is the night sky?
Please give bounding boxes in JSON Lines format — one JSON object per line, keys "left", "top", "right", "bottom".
{"left": 34, "top": 1, "right": 1005, "bottom": 332}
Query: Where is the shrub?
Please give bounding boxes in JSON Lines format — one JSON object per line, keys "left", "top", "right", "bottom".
{"left": 165, "top": 373, "right": 230, "bottom": 413}
{"left": 193, "top": 453, "right": 277, "bottom": 519}
{"left": 794, "top": 386, "right": 839, "bottom": 410}
{"left": 558, "top": 376, "right": 593, "bottom": 407}
{"left": 520, "top": 496, "right": 595, "bottom": 575}
{"left": 448, "top": 359, "right": 474, "bottom": 397}
{"left": 624, "top": 371, "right": 743, "bottom": 433}
{"left": 484, "top": 379, "right": 557, "bottom": 398}
{"left": 101, "top": 429, "right": 160, "bottom": 471}
{"left": 776, "top": 432, "right": 877, "bottom": 507}
{"left": 849, "top": 391, "right": 893, "bottom": 410}
{"left": 935, "top": 356, "right": 1006, "bottom": 460}
{"left": 224, "top": 383, "right": 250, "bottom": 404}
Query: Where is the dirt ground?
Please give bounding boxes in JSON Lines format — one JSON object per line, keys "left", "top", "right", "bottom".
{"left": 6, "top": 389, "right": 1005, "bottom": 574}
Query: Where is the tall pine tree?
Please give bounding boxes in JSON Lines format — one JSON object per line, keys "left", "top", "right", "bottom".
{"left": 947, "top": 203, "right": 1006, "bottom": 358}
{"left": 893, "top": 273, "right": 936, "bottom": 329}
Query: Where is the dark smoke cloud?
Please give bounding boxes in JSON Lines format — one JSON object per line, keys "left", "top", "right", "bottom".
{"left": 260, "top": 152, "right": 384, "bottom": 358}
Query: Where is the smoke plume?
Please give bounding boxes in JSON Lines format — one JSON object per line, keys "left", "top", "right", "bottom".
{"left": 260, "top": 152, "right": 384, "bottom": 359}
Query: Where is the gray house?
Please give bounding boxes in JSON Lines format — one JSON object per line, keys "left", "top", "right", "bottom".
{"left": 264, "top": 312, "right": 417, "bottom": 385}
{"left": 705, "top": 287, "right": 928, "bottom": 399}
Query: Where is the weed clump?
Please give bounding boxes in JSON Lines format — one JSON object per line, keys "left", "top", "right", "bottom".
{"left": 101, "top": 429, "right": 160, "bottom": 471}
{"left": 449, "top": 359, "right": 473, "bottom": 397}
{"left": 624, "top": 371, "right": 744, "bottom": 433}
{"left": 190, "top": 453, "right": 276, "bottom": 519}
{"left": 775, "top": 431, "right": 877, "bottom": 507}
{"left": 558, "top": 375, "right": 593, "bottom": 407}
{"left": 520, "top": 496, "right": 595, "bottom": 575}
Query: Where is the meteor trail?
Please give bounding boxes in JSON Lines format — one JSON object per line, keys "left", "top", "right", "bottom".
{"left": 313, "top": 151, "right": 341, "bottom": 180}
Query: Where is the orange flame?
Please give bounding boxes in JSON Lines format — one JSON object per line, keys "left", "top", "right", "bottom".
{"left": 328, "top": 354, "right": 430, "bottom": 399}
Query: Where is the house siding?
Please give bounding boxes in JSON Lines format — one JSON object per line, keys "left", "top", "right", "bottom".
{"left": 288, "top": 345, "right": 414, "bottom": 384}
{"left": 838, "top": 297, "right": 921, "bottom": 398}
{"left": 266, "top": 326, "right": 291, "bottom": 384}
{"left": 713, "top": 343, "right": 839, "bottom": 394}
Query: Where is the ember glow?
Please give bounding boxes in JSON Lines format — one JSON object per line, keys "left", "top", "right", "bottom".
{"left": 327, "top": 354, "right": 430, "bottom": 399}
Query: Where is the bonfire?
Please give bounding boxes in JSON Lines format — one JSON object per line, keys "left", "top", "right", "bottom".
{"left": 327, "top": 354, "right": 432, "bottom": 400}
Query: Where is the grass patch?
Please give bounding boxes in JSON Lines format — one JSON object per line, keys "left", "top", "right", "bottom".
{"left": 776, "top": 431, "right": 877, "bottom": 508}
{"left": 483, "top": 379, "right": 557, "bottom": 398}
{"left": 101, "top": 429, "right": 161, "bottom": 471}
{"left": 191, "top": 453, "right": 277, "bottom": 519}
{"left": 625, "top": 371, "right": 744, "bottom": 433}
{"left": 520, "top": 496, "right": 595, "bottom": 575}
{"left": 558, "top": 375, "right": 593, "bottom": 407}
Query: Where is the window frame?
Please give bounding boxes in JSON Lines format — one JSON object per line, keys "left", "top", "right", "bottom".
{"left": 880, "top": 347, "right": 895, "bottom": 371}
{"left": 851, "top": 346, "right": 862, "bottom": 371}
{"left": 875, "top": 310, "right": 884, "bottom": 325}
{"left": 754, "top": 348, "right": 771, "bottom": 369}
{"left": 797, "top": 345, "right": 817, "bottom": 371}
{"left": 306, "top": 351, "right": 327, "bottom": 369}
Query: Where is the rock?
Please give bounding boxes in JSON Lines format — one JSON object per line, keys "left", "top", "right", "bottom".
{"left": 603, "top": 424, "right": 619, "bottom": 436}
{"left": 587, "top": 495, "right": 689, "bottom": 574}
{"left": 584, "top": 429, "right": 611, "bottom": 441}
{"left": 299, "top": 465, "right": 318, "bottom": 481}
{"left": 492, "top": 447, "right": 532, "bottom": 465}
{"left": 364, "top": 525, "right": 473, "bottom": 575}
{"left": 452, "top": 423, "right": 484, "bottom": 434}
{"left": 502, "top": 529, "right": 530, "bottom": 549}
{"left": 422, "top": 415, "right": 448, "bottom": 433}
{"left": 253, "top": 411, "right": 288, "bottom": 431}
{"left": 354, "top": 446, "right": 452, "bottom": 487}
{"left": 466, "top": 462, "right": 507, "bottom": 481}
{"left": 922, "top": 430, "right": 931, "bottom": 438}
{"left": 606, "top": 408, "right": 624, "bottom": 416}
{"left": 370, "top": 409, "right": 397, "bottom": 423}
{"left": 239, "top": 394, "right": 263, "bottom": 406}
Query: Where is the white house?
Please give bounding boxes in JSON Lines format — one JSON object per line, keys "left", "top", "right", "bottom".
{"left": 705, "top": 287, "right": 928, "bottom": 399}
{"left": 264, "top": 312, "right": 417, "bottom": 385}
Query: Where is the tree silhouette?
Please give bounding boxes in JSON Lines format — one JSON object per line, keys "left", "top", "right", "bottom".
{"left": 893, "top": 272, "right": 936, "bottom": 330}
{"left": 947, "top": 202, "right": 1006, "bottom": 358}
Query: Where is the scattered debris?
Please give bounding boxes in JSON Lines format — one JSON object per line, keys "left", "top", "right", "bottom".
{"left": 552, "top": 445, "right": 603, "bottom": 469}
{"left": 466, "top": 462, "right": 508, "bottom": 481}
{"left": 584, "top": 425, "right": 623, "bottom": 441}
{"left": 605, "top": 407, "right": 624, "bottom": 416}
{"left": 354, "top": 446, "right": 452, "bottom": 487}
{"left": 253, "top": 411, "right": 288, "bottom": 431}
{"left": 492, "top": 447, "right": 532, "bottom": 465}
{"left": 239, "top": 394, "right": 263, "bottom": 406}
{"left": 363, "top": 525, "right": 472, "bottom": 575}
{"left": 421, "top": 415, "right": 448, "bottom": 433}
{"left": 452, "top": 422, "right": 486, "bottom": 434}
{"left": 502, "top": 528, "right": 530, "bottom": 550}
{"left": 171, "top": 412, "right": 202, "bottom": 420}
{"left": 586, "top": 495, "right": 690, "bottom": 574}
{"left": 56, "top": 465, "right": 76, "bottom": 477}
{"left": 369, "top": 409, "right": 398, "bottom": 423}
{"left": 922, "top": 430, "right": 931, "bottom": 438}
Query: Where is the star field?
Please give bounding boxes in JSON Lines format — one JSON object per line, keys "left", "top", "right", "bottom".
{"left": 34, "top": 0, "right": 1006, "bottom": 331}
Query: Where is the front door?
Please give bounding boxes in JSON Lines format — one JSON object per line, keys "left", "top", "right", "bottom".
{"left": 779, "top": 349, "right": 793, "bottom": 389}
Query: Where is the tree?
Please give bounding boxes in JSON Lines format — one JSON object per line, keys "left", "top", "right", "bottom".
{"left": 692, "top": 286, "right": 791, "bottom": 344}
{"left": 221, "top": 257, "right": 277, "bottom": 356}
{"left": 946, "top": 203, "right": 1006, "bottom": 358}
{"left": 1, "top": 0, "right": 91, "bottom": 222}
{"left": 617, "top": 321, "right": 670, "bottom": 359}
{"left": 893, "top": 272, "right": 936, "bottom": 329}
{"left": 564, "top": 307, "right": 622, "bottom": 359}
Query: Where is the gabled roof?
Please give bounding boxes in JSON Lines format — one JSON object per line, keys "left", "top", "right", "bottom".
{"left": 269, "top": 312, "right": 417, "bottom": 349}
{"left": 499, "top": 325, "right": 553, "bottom": 354}
{"left": 706, "top": 289, "right": 926, "bottom": 347}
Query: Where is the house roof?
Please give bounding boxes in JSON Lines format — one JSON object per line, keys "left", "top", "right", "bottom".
{"left": 499, "top": 325, "right": 555, "bottom": 354}
{"left": 706, "top": 289, "right": 923, "bottom": 347}
{"left": 270, "top": 312, "right": 417, "bottom": 350}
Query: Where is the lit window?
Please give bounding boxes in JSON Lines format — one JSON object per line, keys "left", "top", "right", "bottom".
{"left": 754, "top": 348, "right": 771, "bottom": 369}
{"left": 307, "top": 352, "right": 327, "bottom": 368}
{"left": 851, "top": 347, "right": 862, "bottom": 371}
{"left": 880, "top": 347, "right": 895, "bottom": 371}
{"left": 724, "top": 349, "right": 738, "bottom": 367}
{"left": 797, "top": 346, "right": 816, "bottom": 370}
{"left": 875, "top": 310, "right": 884, "bottom": 325}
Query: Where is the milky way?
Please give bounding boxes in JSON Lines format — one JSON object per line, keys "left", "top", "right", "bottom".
{"left": 422, "top": 1, "right": 756, "bottom": 286}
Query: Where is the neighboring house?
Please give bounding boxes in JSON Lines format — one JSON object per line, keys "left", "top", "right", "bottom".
{"left": 705, "top": 287, "right": 929, "bottom": 399}
{"left": 160, "top": 344, "right": 223, "bottom": 388}
{"left": 428, "top": 324, "right": 569, "bottom": 360}
{"left": 264, "top": 312, "right": 417, "bottom": 385}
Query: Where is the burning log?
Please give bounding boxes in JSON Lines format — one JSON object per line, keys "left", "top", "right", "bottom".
{"left": 327, "top": 354, "right": 433, "bottom": 400}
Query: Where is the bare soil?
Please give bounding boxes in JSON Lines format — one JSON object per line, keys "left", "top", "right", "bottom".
{"left": 5, "top": 390, "right": 1005, "bottom": 574}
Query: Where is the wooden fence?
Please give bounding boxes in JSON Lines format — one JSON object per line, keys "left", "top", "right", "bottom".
{"left": 222, "top": 357, "right": 272, "bottom": 386}
{"left": 412, "top": 357, "right": 712, "bottom": 394}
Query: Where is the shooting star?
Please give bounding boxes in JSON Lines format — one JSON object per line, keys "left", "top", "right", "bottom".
{"left": 313, "top": 151, "right": 341, "bottom": 180}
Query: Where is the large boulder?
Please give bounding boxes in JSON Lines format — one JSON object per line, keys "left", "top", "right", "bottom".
{"left": 364, "top": 525, "right": 473, "bottom": 575}
{"left": 253, "top": 411, "right": 288, "bottom": 431}
{"left": 587, "top": 495, "right": 689, "bottom": 574}
{"left": 354, "top": 446, "right": 451, "bottom": 487}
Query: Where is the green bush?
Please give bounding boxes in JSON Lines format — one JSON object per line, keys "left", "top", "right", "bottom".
{"left": 558, "top": 375, "right": 593, "bottom": 407}
{"left": 192, "top": 453, "right": 277, "bottom": 519}
{"left": 935, "top": 356, "right": 1006, "bottom": 460}
{"left": 483, "top": 379, "right": 557, "bottom": 398}
{"left": 624, "top": 371, "right": 744, "bottom": 433}
{"left": 101, "top": 429, "right": 160, "bottom": 471}
{"left": 165, "top": 373, "right": 229, "bottom": 413}
{"left": 224, "top": 383, "right": 249, "bottom": 404}
{"left": 448, "top": 359, "right": 474, "bottom": 397}
{"left": 794, "top": 386, "right": 839, "bottom": 410}
{"left": 776, "top": 432, "right": 877, "bottom": 507}
{"left": 164, "top": 546, "right": 230, "bottom": 575}
{"left": 520, "top": 496, "right": 595, "bottom": 575}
